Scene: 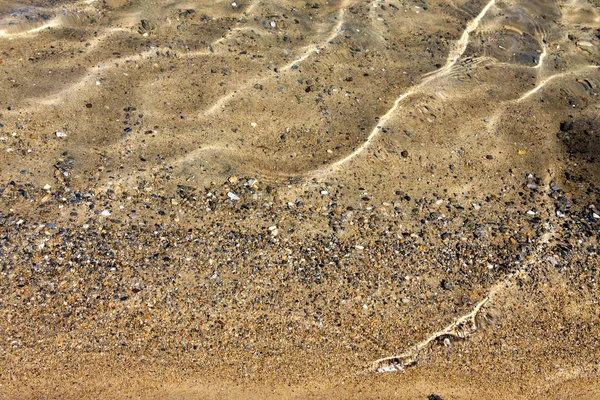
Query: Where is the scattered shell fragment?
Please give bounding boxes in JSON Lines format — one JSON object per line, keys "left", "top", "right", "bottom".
{"left": 503, "top": 25, "right": 524, "bottom": 35}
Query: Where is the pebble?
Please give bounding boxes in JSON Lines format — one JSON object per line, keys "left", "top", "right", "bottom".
{"left": 100, "top": 210, "right": 111, "bottom": 216}
{"left": 55, "top": 131, "right": 67, "bottom": 138}
{"left": 560, "top": 121, "right": 573, "bottom": 132}
{"left": 227, "top": 192, "right": 240, "bottom": 201}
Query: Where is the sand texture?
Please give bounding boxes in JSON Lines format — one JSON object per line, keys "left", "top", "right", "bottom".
{"left": 1, "top": 0, "right": 600, "bottom": 398}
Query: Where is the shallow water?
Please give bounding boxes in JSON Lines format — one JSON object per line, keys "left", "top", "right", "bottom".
{"left": 1, "top": 0, "right": 597, "bottom": 188}
{"left": 1, "top": 0, "right": 599, "bottom": 398}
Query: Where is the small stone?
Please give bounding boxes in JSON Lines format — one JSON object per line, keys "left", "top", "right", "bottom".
{"left": 560, "top": 121, "right": 573, "bottom": 132}
{"left": 320, "top": 190, "right": 328, "bottom": 195}
{"left": 227, "top": 192, "right": 240, "bottom": 201}
{"left": 270, "top": 21, "right": 276, "bottom": 28}
{"left": 593, "top": 213, "right": 600, "bottom": 219}
{"left": 228, "top": 176, "right": 238, "bottom": 184}
{"left": 485, "top": 154, "right": 494, "bottom": 160}
{"left": 355, "top": 245, "right": 364, "bottom": 250}
{"left": 43, "top": 184, "right": 51, "bottom": 190}
{"left": 401, "top": 297, "right": 410, "bottom": 304}
{"left": 440, "top": 279, "right": 453, "bottom": 290}
{"left": 100, "top": 210, "right": 111, "bottom": 216}
{"left": 428, "top": 395, "right": 444, "bottom": 400}
{"left": 400, "top": 150, "right": 409, "bottom": 158}
{"left": 250, "top": 122, "right": 257, "bottom": 128}
{"left": 55, "top": 131, "right": 67, "bottom": 138}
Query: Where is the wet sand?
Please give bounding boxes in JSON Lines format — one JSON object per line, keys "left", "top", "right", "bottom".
{"left": 0, "top": 0, "right": 599, "bottom": 398}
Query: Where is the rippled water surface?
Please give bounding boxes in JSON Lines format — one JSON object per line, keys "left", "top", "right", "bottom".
{"left": 1, "top": 0, "right": 598, "bottom": 188}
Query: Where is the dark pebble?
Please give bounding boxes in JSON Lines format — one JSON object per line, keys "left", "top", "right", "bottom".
{"left": 560, "top": 121, "right": 573, "bottom": 132}
{"left": 440, "top": 279, "right": 453, "bottom": 290}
